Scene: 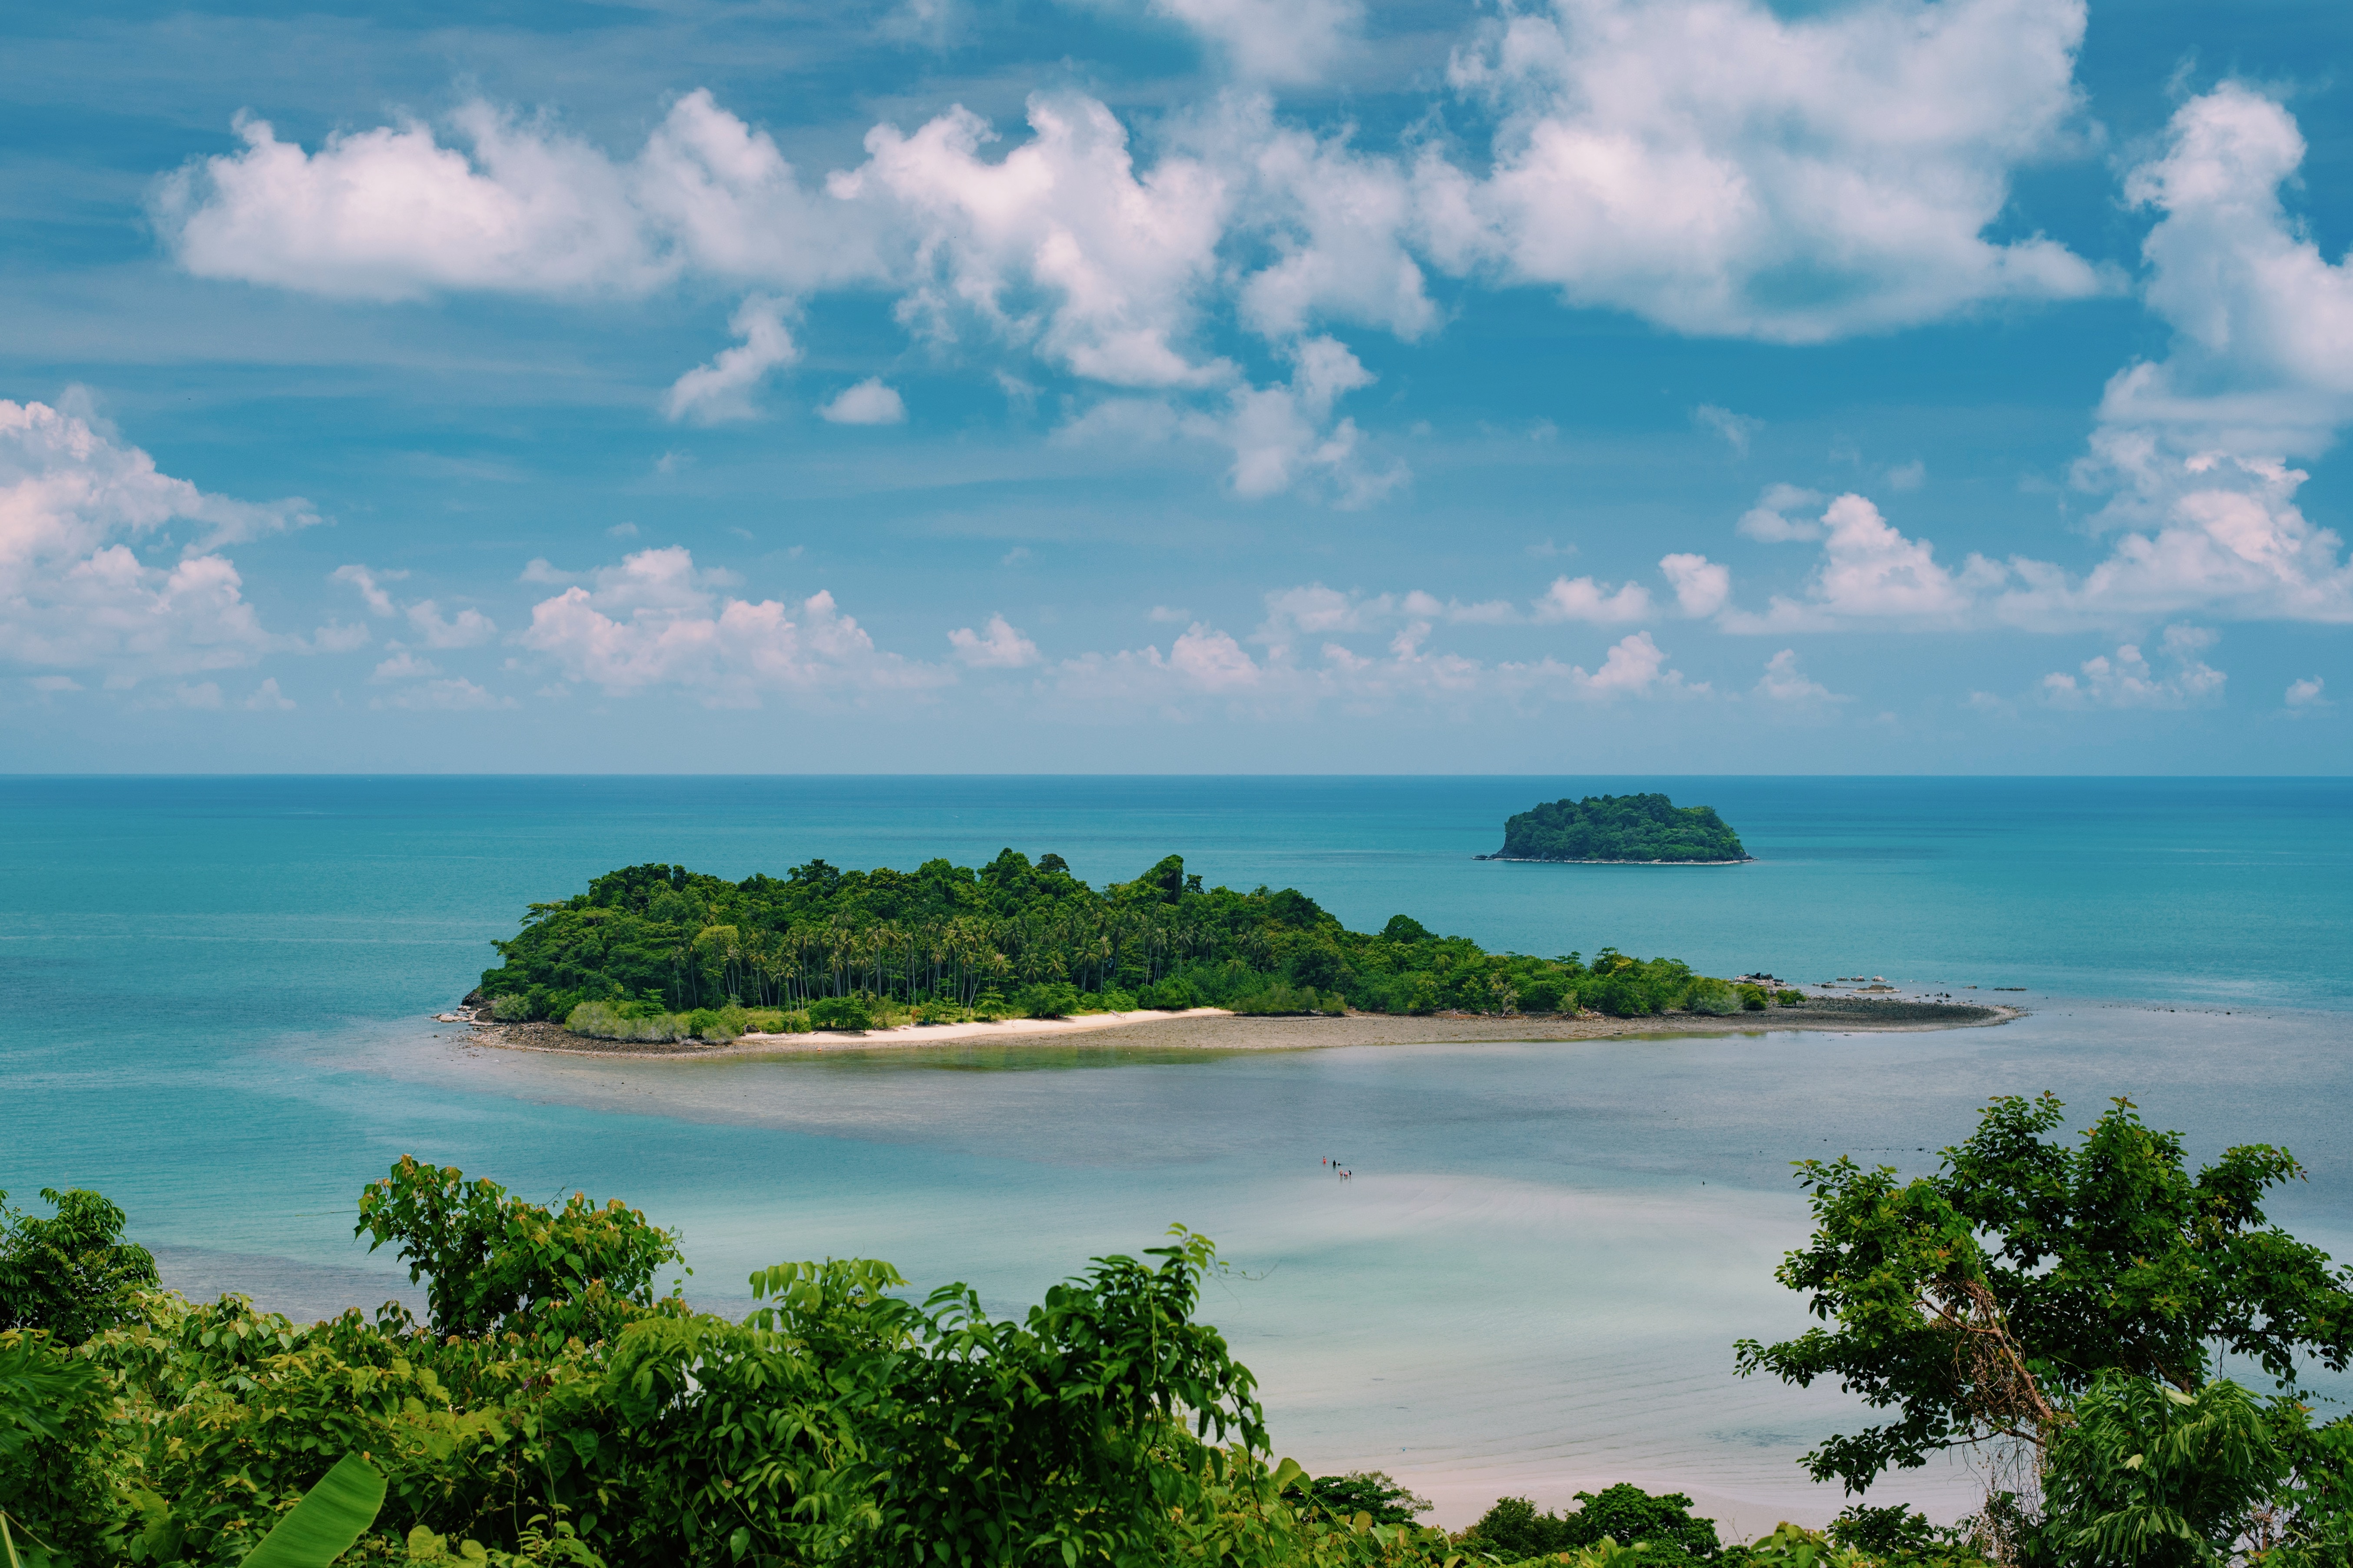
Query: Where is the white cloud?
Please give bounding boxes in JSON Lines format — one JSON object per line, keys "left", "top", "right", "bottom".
{"left": 241, "top": 676, "right": 295, "bottom": 711}
{"left": 405, "top": 600, "right": 499, "bottom": 648}
{"left": 520, "top": 557, "right": 575, "bottom": 585}
{"left": 820, "top": 378, "right": 908, "bottom": 426}
{"left": 1659, "top": 552, "right": 1730, "bottom": 617}
{"left": 1754, "top": 648, "right": 1840, "bottom": 704}
{"left": 1886, "top": 459, "right": 1927, "bottom": 491}
{"left": 1725, "top": 494, "right": 1992, "bottom": 630}
{"left": 1534, "top": 574, "right": 1651, "bottom": 623}
{"left": 1148, "top": 604, "right": 1191, "bottom": 622}
{"left": 0, "top": 400, "right": 300, "bottom": 686}
{"left": 1147, "top": 0, "right": 1361, "bottom": 83}
{"left": 948, "top": 613, "right": 1040, "bottom": 667}
{"left": 380, "top": 677, "right": 518, "bottom": 711}
{"left": 1736, "top": 483, "right": 1826, "bottom": 542}
{"left": 842, "top": 93, "right": 1230, "bottom": 389}
{"left": 171, "top": 681, "right": 224, "bottom": 709}
{"left": 1049, "top": 622, "right": 1698, "bottom": 714}
{"left": 666, "top": 296, "right": 800, "bottom": 423}
{"left": 2285, "top": 676, "right": 2327, "bottom": 708}
{"left": 2032, "top": 87, "right": 2353, "bottom": 629}
{"left": 518, "top": 546, "right": 950, "bottom": 707}
{"left": 371, "top": 651, "right": 443, "bottom": 682}
{"left": 1694, "top": 404, "right": 1760, "bottom": 455}
{"left": 331, "top": 563, "right": 402, "bottom": 616}
{"left": 1423, "top": 0, "right": 2105, "bottom": 343}
{"left": 2040, "top": 625, "right": 2226, "bottom": 709}
{"left": 156, "top": 92, "right": 878, "bottom": 303}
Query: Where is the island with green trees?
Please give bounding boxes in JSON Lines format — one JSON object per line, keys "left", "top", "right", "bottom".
{"left": 470, "top": 848, "right": 1812, "bottom": 1044}
{"left": 1482, "top": 793, "right": 1752, "bottom": 864}
{"left": 9, "top": 1093, "right": 2352, "bottom": 1566}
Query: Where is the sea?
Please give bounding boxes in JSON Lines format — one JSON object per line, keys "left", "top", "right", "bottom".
{"left": 3, "top": 775, "right": 2349, "bottom": 1535}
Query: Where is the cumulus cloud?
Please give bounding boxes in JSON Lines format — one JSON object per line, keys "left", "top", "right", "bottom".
{"left": 1736, "top": 483, "right": 1826, "bottom": 542}
{"left": 156, "top": 92, "right": 880, "bottom": 302}
{"left": 666, "top": 295, "right": 800, "bottom": 423}
{"left": 1754, "top": 648, "right": 1840, "bottom": 704}
{"left": 948, "top": 613, "right": 1039, "bottom": 667}
{"left": 2285, "top": 676, "right": 2326, "bottom": 708}
{"left": 2036, "top": 86, "right": 2353, "bottom": 628}
{"left": 1050, "top": 622, "right": 1698, "bottom": 714}
{"left": 1723, "top": 493, "right": 1995, "bottom": 630}
{"left": 241, "top": 677, "right": 295, "bottom": 711}
{"left": 0, "top": 399, "right": 307, "bottom": 687}
{"left": 518, "top": 546, "right": 950, "bottom": 707}
{"left": 1534, "top": 574, "right": 1651, "bottom": 623}
{"left": 405, "top": 600, "right": 499, "bottom": 648}
{"left": 371, "top": 651, "right": 442, "bottom": 682}
{"left": 2040, "top": 624, "right": 2226, "bottom": 708}
{"left": 820, "top": 378, "right": 908, "bottom": 425}
{"left": 1422, "top": 0, "right": 2104, "bottom": 342}
{"left": 1659, "top": 552, "right": 1730, "bottom": 617}
{"left": 843, "top": 93, "right": 1230, "bottom": 389}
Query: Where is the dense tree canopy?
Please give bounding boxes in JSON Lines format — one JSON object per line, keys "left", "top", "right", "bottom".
{"left": 475, "top": 849, "right": 1729, "bottom": 1027}
{"left": 1494, "top": 795, "right": 1749, "bottom": 863}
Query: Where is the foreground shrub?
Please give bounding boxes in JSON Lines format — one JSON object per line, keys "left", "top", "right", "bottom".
{"left": 0, "top": 1187, "right": 158, "bottom": 1340}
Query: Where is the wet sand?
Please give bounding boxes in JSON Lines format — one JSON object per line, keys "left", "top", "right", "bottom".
{"left": 470, "top": 996, "right": 2018, "bottom": 1060}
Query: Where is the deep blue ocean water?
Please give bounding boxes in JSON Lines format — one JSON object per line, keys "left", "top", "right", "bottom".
{"left": 3, "top": 775, "right": 2349, "bottom": 1530}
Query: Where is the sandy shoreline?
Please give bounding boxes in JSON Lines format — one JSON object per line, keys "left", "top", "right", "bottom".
{"left": 461, "top": 996, "right": 2020, "bottom": 1061}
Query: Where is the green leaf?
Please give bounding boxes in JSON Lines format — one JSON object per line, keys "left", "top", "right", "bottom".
{"left": 237, "top": 1454, "right": 388, "bottom": 1568}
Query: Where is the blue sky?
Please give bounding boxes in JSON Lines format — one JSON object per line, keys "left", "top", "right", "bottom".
{"left": 3, "top": 0, "right": 2350, "bottom": 771}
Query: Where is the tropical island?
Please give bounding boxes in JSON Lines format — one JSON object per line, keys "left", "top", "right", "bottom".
{"left": 1483, "top": 793, "right": 1751, "bottom": 864}
{"left": 471, "top": 849, "right": 1811, "bottom": 1045}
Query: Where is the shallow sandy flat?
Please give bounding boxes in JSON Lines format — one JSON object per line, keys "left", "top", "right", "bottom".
{"left": 471, "top": 996, "right": 2017, "bottom": 1060}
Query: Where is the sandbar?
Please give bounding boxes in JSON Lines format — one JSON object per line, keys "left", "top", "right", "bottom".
{"left": 466, "top": 996, "right": 2018, "bottom": 1061}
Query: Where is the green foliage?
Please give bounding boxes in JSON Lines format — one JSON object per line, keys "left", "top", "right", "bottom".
{"left": 1736, "top": 1093, "right": 2353, "bottom": 1493}
{"left": 1460, "top": 1485, "right": 1723, "bottom": 1562}
{"left": 2038, "top": 1374, "right": 2290, "bottom": 1567}
{"left": 1683, "top": 979, "right": 1741, "bottom": 1016}
{"left": 805, "top": 995, "right": 874, "bottom": 1031}
{"left": 483, "top": 850, "right": 1713, "bottom": 1032}
{"left": 0, "top": 1187, "right": 160, "bottom": 1341}
{"left": 20, "top": 1164, "right": 1510, "bottom": 1568}
{"left": 236, "top": 1452, "right": 387, "bottom": 1568}
{"left": 1301, "top": 1472, "right": 1429, "bottom": 1526}
{"left": 1496, "top": 795, "right": 1748, "bottom": 863}
{"left": 354, "top": 1154, "right": 688, "bottom": 1341}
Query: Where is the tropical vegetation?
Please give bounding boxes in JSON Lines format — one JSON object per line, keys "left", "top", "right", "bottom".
{"left": 473, "top": 851, "right": 1800, "bottom": 1036}
{"left": 12, "top": 1096, "right": 2348, "bottom": 1566}
{"left": 1492, "top": 797, "right": 1748, "bottom": 864}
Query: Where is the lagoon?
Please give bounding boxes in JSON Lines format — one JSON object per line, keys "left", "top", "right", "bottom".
{"left": 3, "top": 776, "right": 2349, "bottom": 1532}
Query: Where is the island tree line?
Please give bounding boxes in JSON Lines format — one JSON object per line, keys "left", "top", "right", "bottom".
{"left": 476, "top": 850, "right": 1801, "bottom": 1035}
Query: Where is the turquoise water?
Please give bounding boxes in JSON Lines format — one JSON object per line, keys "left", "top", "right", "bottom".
{"left": 3, "top": 776, "right": 2350, "bottom": 1531}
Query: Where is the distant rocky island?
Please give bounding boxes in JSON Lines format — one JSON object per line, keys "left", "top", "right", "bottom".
{"left": 1481, "top": 792, "right": 1752, "bottom": 863}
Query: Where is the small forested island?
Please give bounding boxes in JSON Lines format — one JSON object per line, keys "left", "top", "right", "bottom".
{"left": 1485, "top": 792, "right": 1751, "bottom": 864}
{"left": 474, "top": 848, "right": 1804, "bottom": 1044}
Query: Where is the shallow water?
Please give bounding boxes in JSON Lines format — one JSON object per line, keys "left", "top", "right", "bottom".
{"left": 3, "top": 776, "right": 2348, "bottom": 1532}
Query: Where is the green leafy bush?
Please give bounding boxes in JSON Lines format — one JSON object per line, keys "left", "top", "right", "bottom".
{"left": 805, "top": 995, "right": 875, "bottom": 1031}
{"left": 0, "top": 1187, "right": 159, "bottom": 1341}
{"left": 490, "top": 992, "right": 533, "bottom": 1022}
{"left": 1013, "top": 981, "right": 1081, "bottom": 1018}
{"left": 1682, "top": 978, "right": 1741, "bottom": 1016}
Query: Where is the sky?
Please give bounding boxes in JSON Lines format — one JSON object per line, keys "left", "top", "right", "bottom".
{"left": 3, "top": 0, "right": 2351, "bottom": 772}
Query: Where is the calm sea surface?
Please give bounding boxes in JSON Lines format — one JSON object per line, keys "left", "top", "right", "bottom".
{"left": 3, "top": 776, "right": 2348, "bottom": 1531}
